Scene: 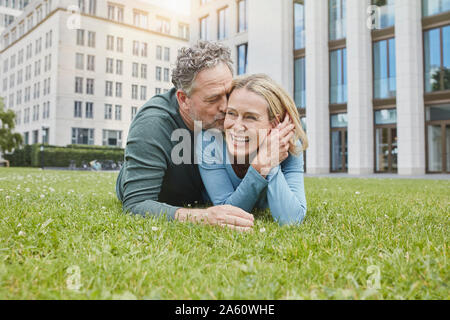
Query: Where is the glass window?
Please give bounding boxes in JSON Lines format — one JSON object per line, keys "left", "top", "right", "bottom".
{"left": 156, "top": 46, "right": 162, "bottom": 60}
{"left": 87, "top": 55, "right": 95, "bottom": 71}
{"left": 107, "top": 35, "right": 114, "bottom": 50}
{"left": 74, "top": 101, "right": 82, "bottom": 118}
{"left": 427, "top": 124, "right": 443, "bottom": 171}
{"left": 104, "top": 104, "right": 112, "bottom": 119}
{"left": 140, "top": 86, "right": 147, "bottom": 100}
{"left": 105, "top": 81, "right": 113, "bottom": 96}
{"left": 116, "top": 60, "right": 123, "bottom": 75}
{"left": 426, "top": 104, "right": 450, "bottom": 121}
{"left": 103, "top": 130, "right": 122, "bottom": 147}
{"left": 133, "top": 41, "right": 139, "bottom": 56}
{"left": 76, "top": 29, "right": 84, "bottom": 46}
{"left": 141, "top": 64, "right": 147, "bottom": 79}
{"left": 331, "top": 130, "right": 348, "bottom": 172}
{"left": 116, "top": 82, "right": 122, "bottom": 97}
{"left": 117, "top": 37, "right": 123, "bottom": 52}
{"left": 131, "top": 107, "right": 138, "bottom": 120}
{"left": 132, "top": 84, "right": 138, "bottom": 99}
{"left": 164, "top": 68, "right": 170, "bottom": 82}
{"left": 422, "top": 0, "right": 450, "bottom": 16}
{"left": 88, "top": 31, "right": 95, "bottom": 47}
{"left": 331, "top": 113, "right": 348, "bottom": 128}
{"left": 237, "top": 43, "right": 248, "bottom": 75}
{"left": 156, "top": 66, "right": 162, "bottom": 81}
{"left": 371, "top": 0, "right": 395, "bottom": 29}
{"left": 164, "top": 47, "right": 170, "bottom": 61}
{"left": 115, "top": 105, "right": 122, "bottom": 120}
{"left": 294, "top": 1, "right": 305, "bottom": 50}
{"left": 106, "top": 58, "right": 114, "bottom": 73}
{"left": 218, "top": 7, "right": 229, "bottom": 40}
{"left": 142, "top": 42, "right": 148, "bottom": 57}
{"left": 156, "top": 17, "right": 170, "bottom": 34}
{"left": 375, "top": 109, "right": 397, "bottom": 124}
{"left": 330, "top": 48, "right": 347, "bottom": 104}
{"left": 200, "top": 16, "right": 209, "bottom": 40}
{"left": 89, "top": 0, "right": 96, "bottom": 15}
{"left": 75, "top": 77, "right": 83, "bottom": 93}
{"left": 132, "top": 62, "right": 139, "bottom": 77}
{"left": 86, "top": 78, "right": 94, "bottom": 94}
{"left": 72, "top": 128, "right": 94, "bottom": 145}
{"left": 373, "top": 38, "right": 396, "bottom": 99}
{"left": 294, "top": 57, "right": 306, "bottom": 108}
{"left": 85, "top": 102, "right": 93, "bottom": 119}
{"left": 329, "top": 0, "right": 346, "bottom": 40}
{"left": 424, "top": 25, "right": 450, "bottom": 92}
{"left": 179, "top": 23, "right": 189, "bottom": 40}
{"left": 76, "top": 53, "right": 84, "bottom": 70}
{"left": 238, "top": 0, "right": 248, "bottom": 32}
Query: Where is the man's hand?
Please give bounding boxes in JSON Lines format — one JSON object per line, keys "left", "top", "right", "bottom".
{"left": 175, "top": 205, "right": 254, "bottom": 232}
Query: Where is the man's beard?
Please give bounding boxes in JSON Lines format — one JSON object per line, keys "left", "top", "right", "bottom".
{"left": 190, "top": 109, "right": 225, "bottom": 131}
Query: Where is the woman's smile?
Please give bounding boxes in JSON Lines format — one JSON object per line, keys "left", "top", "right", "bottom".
{"left": 224, "top": 88, "right": 272, "bottom": 158}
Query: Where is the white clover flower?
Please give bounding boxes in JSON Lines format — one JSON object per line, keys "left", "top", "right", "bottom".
{"left": 40, "top": 194, "right": 45, "bottom": 198}
{"left": 259, "top": 227, "right": 266, "bottom": 233}
{"left": 18, "top": 231, "right": 26, "bottom": 237}
{"left": 49, "top": 187, "right": 55, "bottom": 192}
{"left": 355, "top": 191, "right": 361, "bottom": 195}
{"left": 5, "top": 196, "right": 10, "bottom": 200}
{"left": 25, "top": 188, "right": 30, "bottom": 192}
{"left": 17, "top": 223, "right": 22, "bottom": 227}
{"left": 151, "top": 226, "right": 159, "bottom": 231}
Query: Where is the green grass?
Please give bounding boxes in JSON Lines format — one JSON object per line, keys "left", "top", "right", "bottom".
{"left": 0, "top": 167, "right": 448, "bottom": 300}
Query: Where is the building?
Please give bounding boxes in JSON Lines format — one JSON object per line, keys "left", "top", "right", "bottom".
{"left": 0, "top": 0, "right": 190, "bottom": 147}
{"left": 0, "top": 0, "right": 28, "bottom": 35}
{"left": 190, "top": 0, "right": 450, "bottom": 175}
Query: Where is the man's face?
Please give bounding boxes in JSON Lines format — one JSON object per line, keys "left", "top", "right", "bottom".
{"left": 185, "top": 63, "right": 233, "bottom": 130}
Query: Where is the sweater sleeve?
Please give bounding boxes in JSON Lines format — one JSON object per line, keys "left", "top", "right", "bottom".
{"left": 266, "top": 144, "right": 307, "bottom": 226}
{"left": 196, "top": 131, "right": 268, "bottom": 212}
{"left": 120, "top": 115, "right": 180, "bottom": 220}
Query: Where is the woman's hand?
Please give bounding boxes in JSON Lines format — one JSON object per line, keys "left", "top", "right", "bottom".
{"left": 251, "top": 114, "right": 295, "bottom": 177}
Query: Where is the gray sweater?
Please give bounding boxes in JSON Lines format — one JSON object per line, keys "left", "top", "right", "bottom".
{"left": 115, "top": 88, "right": 206, "bottom": 219}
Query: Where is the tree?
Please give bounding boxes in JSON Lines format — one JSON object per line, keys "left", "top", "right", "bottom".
{"left": 0, "top": 98, "right": 23, "bottom": 158}
{"left": 431, "top": 67, "right": 450, "bottom": 92}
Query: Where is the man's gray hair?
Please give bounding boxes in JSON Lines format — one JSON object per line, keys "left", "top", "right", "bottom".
{"left": 171, "top": 41, "right": 234, "bottom": 96}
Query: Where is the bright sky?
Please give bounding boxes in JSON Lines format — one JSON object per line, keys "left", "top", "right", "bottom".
{"left": 141, "top": 0, "right": 191, "bottom": 15}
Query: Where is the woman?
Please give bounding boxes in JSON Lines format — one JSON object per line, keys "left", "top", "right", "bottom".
{"left": 196, "top": 74, "right": 308, "bottom": 226}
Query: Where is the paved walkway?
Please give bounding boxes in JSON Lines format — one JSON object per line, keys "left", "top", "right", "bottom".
{"left": 305, "top": 173, "right": 449, "bottom": 180}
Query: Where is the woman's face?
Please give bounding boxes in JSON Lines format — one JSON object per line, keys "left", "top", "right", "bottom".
{"left": 224, "top": 88, "right": 272, "bottom": 159}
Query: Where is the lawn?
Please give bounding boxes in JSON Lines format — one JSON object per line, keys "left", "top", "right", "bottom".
{"left": 0, "top": 167, "right": 448, "bottom": 300}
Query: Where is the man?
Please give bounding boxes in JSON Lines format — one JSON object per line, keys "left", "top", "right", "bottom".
{"left": 116, "top": 41, "right": 254, "bottom": 231}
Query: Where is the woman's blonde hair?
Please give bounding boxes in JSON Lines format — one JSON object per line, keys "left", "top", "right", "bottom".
{"left": 229, "top": 74, "right": 308, "bottom": 154}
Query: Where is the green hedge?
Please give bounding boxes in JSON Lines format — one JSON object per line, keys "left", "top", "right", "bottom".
{"left": 5, "top": 144, "right": 124, "bottom": 167}
{"left": 4, "top": 145, "right": 33, "bottom": 167}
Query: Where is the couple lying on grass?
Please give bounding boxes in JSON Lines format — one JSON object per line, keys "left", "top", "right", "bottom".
{"left": 116, "top": 41, "right": 308, "bottom": 231}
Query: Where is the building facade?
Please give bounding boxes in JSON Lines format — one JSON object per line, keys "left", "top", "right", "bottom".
{"left": 0, "top": 0, "right": 190, "bottom": 147}
{"left": 0, "top": 0, "right": 28, "bottom": 35}
{"left": 190, "top": 0, "right": 450, "bottom": 175}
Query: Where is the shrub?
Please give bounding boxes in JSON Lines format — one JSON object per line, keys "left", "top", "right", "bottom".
{"left": 5, "top": 144, "right": 124, "bottom": 167}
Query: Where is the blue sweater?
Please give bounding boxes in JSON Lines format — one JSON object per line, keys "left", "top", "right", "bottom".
{"left": 196, "top": 131, "right": 307, "bottom": 226}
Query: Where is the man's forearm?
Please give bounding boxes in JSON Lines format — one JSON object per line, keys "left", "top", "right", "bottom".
{"left": 175, "top": 207, "right": 207, "bottom": 223}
